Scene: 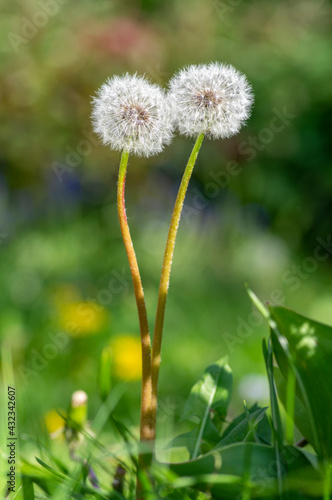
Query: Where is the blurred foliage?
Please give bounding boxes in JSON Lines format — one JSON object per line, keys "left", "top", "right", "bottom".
{"left": 0, "top": 0, "right": 332, "bottom": 461}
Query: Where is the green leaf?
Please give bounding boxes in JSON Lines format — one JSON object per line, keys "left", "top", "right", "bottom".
{"left": 218, "top": 404, "right": 271, "bottom": 447}
{"left": 263, "top": 337, "right": 285, "bottom": 498}
{"left": 92, "top": 382, "right": 126, "bottom": 437}
{"left": 169, "top": 442, "right": 319, "bottom": 499}
{"left": 167, "top": 428, "right": 200, "bottom": 455}
{"left": 246, "top": 288, "right": 285, "bottom": 496}
{"left": 243, "top": 401, "right": 260, "bottom": 443}
{"left": 35, "top": 457, "right": 68, "bottom": 480}
{"left": 182, "top": 358, "right": 232, "bottom": 458}
{"left": 262, "top": 338, "right": 284, "bottom": 448}
{"left": 22, "top": 476, "right": 35, "bottom": 500}
{"left": 274, "top": 367, "right": 316, "bottom": 449}
{"left": 21, "top": 461, "right": 60, "bottom": 495}
{"left": 269, "top": 306, "right": 332, "bottom": 459}
{"left": 182, "top": 358, "right": 232, "bottom": 421}
{"left": 98, "top": 345, "right": 112, "bottom": 401}
{"left": 168, "top": 419, "right": 221, "bottom": 456}
{"left": 22, "top": 459, "right": 107, "bottom": 499}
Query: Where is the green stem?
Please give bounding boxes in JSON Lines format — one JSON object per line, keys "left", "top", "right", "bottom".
{"left": 285, "top": 368, "right": 295, "bottom": 444}
{"left": 150, "top": 133, "right": 205, "bottom": 442}
{"left": 323, "top": 461, "right": 331, "bottom": 500}
{"left": 117, "top": 150, "right": 152, "bottom": 443}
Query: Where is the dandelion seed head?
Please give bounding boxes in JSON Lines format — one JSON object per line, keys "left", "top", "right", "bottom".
{"left": 92, "top": 73, "right": 174, "bottom": 157}
{"left": 169, "top": 62, "right": 254, "bottom": 140}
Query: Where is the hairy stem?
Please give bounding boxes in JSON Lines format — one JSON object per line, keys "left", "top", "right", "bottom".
{"left": 150, "top": 133, "right": 205, "bottom": 442}
{"left": 117, "top": 150, "right": 152, "bottom": 443}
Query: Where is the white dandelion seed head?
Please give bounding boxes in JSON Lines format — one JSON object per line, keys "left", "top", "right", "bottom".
{"left": 168, "top": 62, "right": 254, "bottom": 140}
{"left": 92, "top": 73, "right": 174, "bottom": 157}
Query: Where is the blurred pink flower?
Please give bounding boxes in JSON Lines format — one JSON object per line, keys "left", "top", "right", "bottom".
{"left": 87, "top": 17, "right": 160, "bottom": 61}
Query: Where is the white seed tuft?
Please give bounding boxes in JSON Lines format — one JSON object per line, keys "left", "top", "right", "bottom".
{"left": 168, "top": 62, "right": 254, "bottom": 140}
{"left": 92, "top": 74, "right": 174, "bottom": 157}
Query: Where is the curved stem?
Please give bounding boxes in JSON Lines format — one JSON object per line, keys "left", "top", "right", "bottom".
{"left": 117, "top": 150, "right": 152, "bottom": 442}
{"left": 150, "top": 133, "right": 205, "bottom": 441}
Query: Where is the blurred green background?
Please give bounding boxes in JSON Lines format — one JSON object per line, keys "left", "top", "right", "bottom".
{"left": 1, "top": 0, "right": 332, "bottom": 453}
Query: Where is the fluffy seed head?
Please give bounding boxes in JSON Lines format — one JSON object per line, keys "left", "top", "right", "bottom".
{"left": 92, "top": 74, "right": 174, "bottom": 157}
{"left": 168, "top": 62, "right": 254, "bottom": 140}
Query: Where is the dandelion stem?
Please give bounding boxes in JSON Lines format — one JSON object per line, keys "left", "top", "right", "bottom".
{"left": 117, "top": 150, "right": 152, "bottom": 444}
{"left": 151, "top": 133, "right": 205, "bottom": 441}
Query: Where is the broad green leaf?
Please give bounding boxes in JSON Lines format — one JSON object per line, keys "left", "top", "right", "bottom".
{"left": 217, "top": 405, "right": 270, "bottom": 447}
{"left": 202, "top": 416, "right": 223, "bottom": 444}
{"left": 167, "top": 428, "right": 200, "bottom": 455}
{"left": 222, "top": 403, "right": 262, "bottom": 440}
{"left": 168, "top": 418, "right": 221, "bottom": 456}
{"left": 169, "top": 442, "right": 320, "bottom": 499}
{"left": 182, "top": 357, "right": 232, "bottom": 421}
{"left": 182, "top": 358, "right": 232, "bottom": 459}
{"left": 269, "top": 306, "right": 332, "bottom": 459}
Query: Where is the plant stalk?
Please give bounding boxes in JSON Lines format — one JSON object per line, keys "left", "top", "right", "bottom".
{"left": 150, "top": 133, "right": 205, "bottom": 441}
{"left": 323, "top": 461, "right": 331, "bottom": 500}
{"left": 285, "top": 368, "right": 295, "bottom": 444}
{"left": 117, "top": 150, "right": 152, "bottom": 444}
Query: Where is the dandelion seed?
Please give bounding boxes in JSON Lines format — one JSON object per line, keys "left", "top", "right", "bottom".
{"left": 169, "top": 62, "right": 254, "bottom": 139}
{"left": 92, "top": 73, "right": 174, "bottom": 157}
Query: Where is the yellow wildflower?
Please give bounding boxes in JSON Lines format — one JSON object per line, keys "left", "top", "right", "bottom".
{"left": 43, "top": 409, "right": 65, "bottom": 438}
{"left": 111, "top": 335, "right": 142, "bottom": 381}
{"left": 58, "top": 301, "right": 108, "bottom": 337}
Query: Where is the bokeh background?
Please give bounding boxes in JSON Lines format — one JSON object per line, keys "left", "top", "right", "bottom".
{"left": 1, "top": 0, "right": 332, "bottom": 456}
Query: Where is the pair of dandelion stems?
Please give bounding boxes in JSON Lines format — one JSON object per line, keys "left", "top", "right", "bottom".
{"left": 117, "top": 134, "right": 204, "bottom": 446}
{"left": 117, "top": 149, "right": 152, "bottom": 443}
{"left": 150, "top": 132, "right": 205, "bottom": 438}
